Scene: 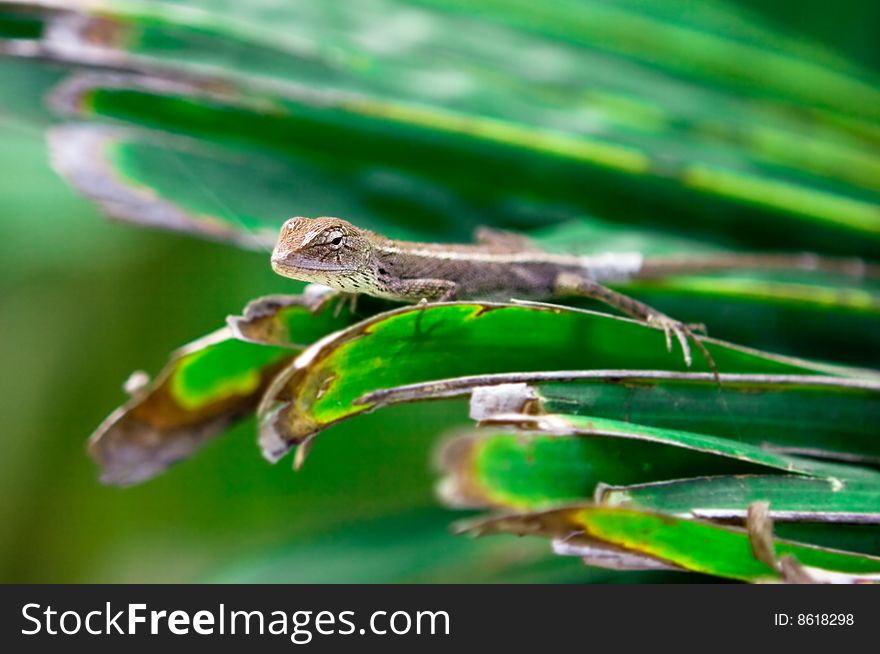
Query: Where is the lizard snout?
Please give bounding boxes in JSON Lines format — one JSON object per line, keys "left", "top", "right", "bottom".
{"left": 270, "top": 243, "right": 298, "bottom": 276}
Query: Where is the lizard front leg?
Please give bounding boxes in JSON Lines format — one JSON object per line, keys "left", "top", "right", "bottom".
{"left": 387, "top": 278, "right": 459, "bottom": 303}
{"left": 332, "top": 292, "right": 359, "bottom": 318}
{"left": 554, "top": 272, "right": 717, "bottom": 377}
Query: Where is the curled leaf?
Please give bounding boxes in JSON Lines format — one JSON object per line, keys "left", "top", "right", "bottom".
{"left": 90, "top": 291, "right": 364, "bottom": 485}
{"left": 88, "top": 328, "right": 292, "bottom": 486}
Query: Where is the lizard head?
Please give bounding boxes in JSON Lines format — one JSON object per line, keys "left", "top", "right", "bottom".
{"left": 271, "top": 217, "right": 375, "bottom": 287}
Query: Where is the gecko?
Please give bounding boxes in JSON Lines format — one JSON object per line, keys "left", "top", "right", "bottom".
{"left": 270, "top": 216, "right": 879, "bottom": 373}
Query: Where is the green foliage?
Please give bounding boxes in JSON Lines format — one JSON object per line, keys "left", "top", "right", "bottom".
{"left": 462, "top": 506, "right": 880, "bottom": 582}
{"left": 2, "top": 0, "right": 879, "bottom": 582}
{"left": 253, "top": 301, "right": 862, "bottom": 455}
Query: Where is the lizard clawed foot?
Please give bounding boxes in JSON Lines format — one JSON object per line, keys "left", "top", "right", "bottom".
{"left": 646, "top": 313, "right": 718, "bottom": 380}
{"left": 648, "top": 313, "right": 692, "bottom": 365}
{"left": 332, "top": 292, "right": 358, "bottom": 318}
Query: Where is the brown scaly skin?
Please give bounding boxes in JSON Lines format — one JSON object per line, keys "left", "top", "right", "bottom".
{"left": 271, "top": 216, "right": 879, "bottom": 374}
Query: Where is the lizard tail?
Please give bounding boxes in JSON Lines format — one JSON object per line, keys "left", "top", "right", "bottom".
{"left": 638, "top": 253, "right": 880, "bottom": 280}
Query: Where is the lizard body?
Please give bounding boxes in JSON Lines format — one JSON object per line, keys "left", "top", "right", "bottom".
{"left": 271, "top": 218, "right": 648, "bottom": 301}
{"left": 270, "top": 216, "right": 878, "bottom": 371}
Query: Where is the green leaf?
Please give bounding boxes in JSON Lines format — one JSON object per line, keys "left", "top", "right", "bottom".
{"left": 411, "top": 0, "right": 880, "bottom": 122}
{"left": 12, "top": 0, "right": 877, "bottom": 255}
{"left": 88, "top": 328, "right": 289, "bottom": 486}
{"left": 89, "top": 291, "right": 359, "bottom": 485}
{"left": 600, "top": 475, "right": 880, "bottom": 521}
{"left": 257, "top": 301, "right": 865, "bottom": 462}
{"left": 478, "top": 412, "right": 880, "bottom": 480}
{"left": 437, "top": 430, "right": 880, "bottom": 512}
{"left": 49, "top": 124, "right": 283, "bottom": 250}
{"left": 437, "top": 429, "right": 767, "bottom": 510}
{"left": 460, "top": 505, "right": 880, "bottom": 581}
{"left": 489, "top": 373, "right": 880, "bottom": 462}
{"left": 12, "top": 0, "right": 880, "bottom": 121}
{"left": 773, "top": 523, "right": 880, "bottom": 558}
{"left": 46, "top": 70, "right": 880, "bottom": 255}
{"left": 368, "top": 371, "right": 880, "bottom": 463}
{"left": 47, "top": 86, "right": 554, "bottom": 245}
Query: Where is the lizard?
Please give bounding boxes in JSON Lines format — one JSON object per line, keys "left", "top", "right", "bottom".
{"left": 270, "top": 216, "right": 880, "bottom": 373}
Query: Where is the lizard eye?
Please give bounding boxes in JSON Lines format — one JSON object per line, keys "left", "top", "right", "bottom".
{"left": 323, "top": 229, "right": 346, "bottom": 250}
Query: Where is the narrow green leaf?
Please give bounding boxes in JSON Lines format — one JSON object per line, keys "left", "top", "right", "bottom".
{"left": 437, "top": 430, "right": 771, "bottom": 510}
{"left": 413, "top": 0, "right": 880, "bottom": 123}
{"left": 600, "top": 475, "right": 880, "bottom": 521}
{"left": 773, "top": 523, "right": 880, "bottom": 558}
{"left": 478, "top": 412, "right": 880, "bottom": 481}
{"left": 366, "top": 371, "right": 880, "bottom": 463}
{"left": 461, "top": 505, "right": 880, "bottom": 581}
{"left": 502, "top": 373, "right": 880, "bottom": 462}
{"left": 257, "top": 301, "right": 863, "bottom": 462}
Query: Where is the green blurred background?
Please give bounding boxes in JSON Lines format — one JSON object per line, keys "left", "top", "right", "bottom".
{"left": 0, "top": 0, "right": 878, "bottom": 583}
